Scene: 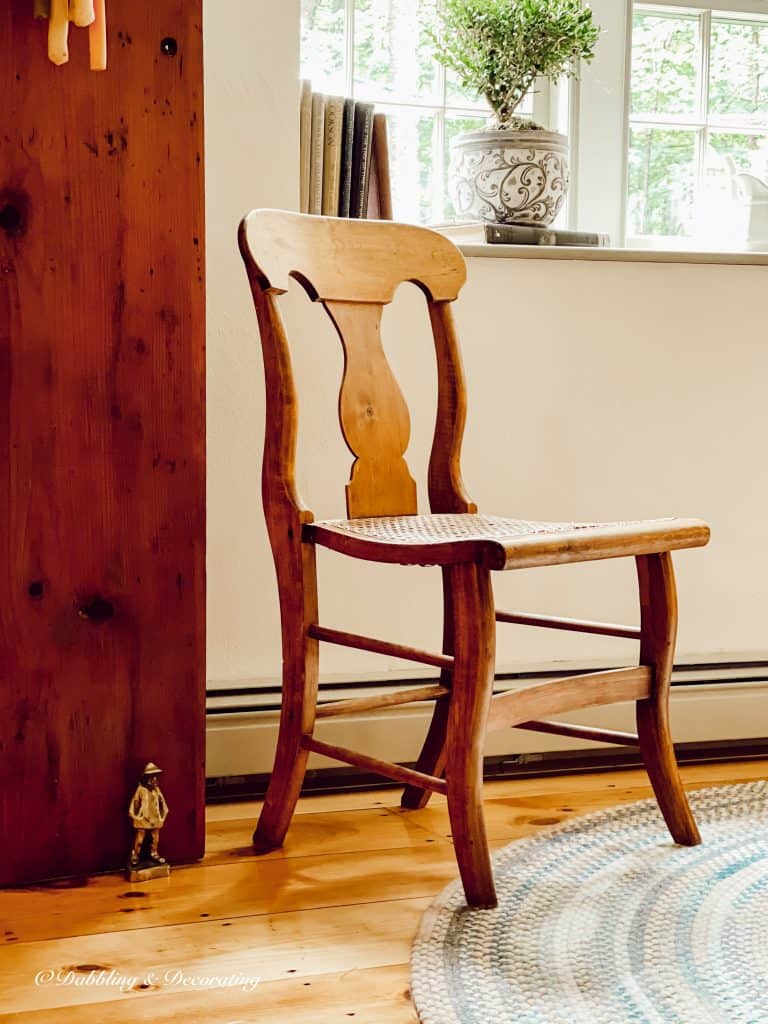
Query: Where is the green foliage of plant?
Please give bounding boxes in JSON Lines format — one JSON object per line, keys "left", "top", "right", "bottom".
{"left": 429, "top": 0, "right": 600, "bottom": 128}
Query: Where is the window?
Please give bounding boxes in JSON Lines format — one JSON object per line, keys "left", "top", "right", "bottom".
{"left": 300, "top": 0, "right": 537, "bottom": 223}
{"left": 627, "top": 2, "right": 768, "bottom": 247}
{"left": 301, "top": 0, "right": 768, "bottom": 249}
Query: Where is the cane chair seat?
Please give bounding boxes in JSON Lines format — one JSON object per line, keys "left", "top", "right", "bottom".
{"left": 306, "top": 512, "right": 710, "bottom": 570}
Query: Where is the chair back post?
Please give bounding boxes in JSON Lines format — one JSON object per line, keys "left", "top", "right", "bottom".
{"left": 238, "top": 226, "right": 313, "bottom": 541}
{"left": 427, "top": 300, "right": 477, "bottom": 515}
{"left": 239, "top": 222, "right": 320, "bottom": 853}
{"left": 239, "top": 221, "right": 319, "bottom": 691}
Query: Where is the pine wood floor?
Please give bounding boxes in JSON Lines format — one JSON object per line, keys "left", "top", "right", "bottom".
{"left": 1, "top": 759, "right": 766, "bottom": 1022}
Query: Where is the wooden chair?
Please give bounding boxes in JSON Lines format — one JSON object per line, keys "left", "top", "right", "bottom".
{"left": 238, "top": 210, "right": 710, "bottom": 909}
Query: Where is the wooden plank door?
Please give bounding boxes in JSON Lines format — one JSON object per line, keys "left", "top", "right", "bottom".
{"left": 0, "top": 0, "right": 205, "bottom": 885}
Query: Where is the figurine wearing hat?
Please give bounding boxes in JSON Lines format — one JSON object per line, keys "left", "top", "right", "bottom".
{"left": 128, "top": 762, "right": 169, "bottom": 868}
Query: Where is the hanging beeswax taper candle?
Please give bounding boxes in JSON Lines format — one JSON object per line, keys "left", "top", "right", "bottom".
{"left": 69, "top": 0, "right": 95, "bottom": 27}
{"left": 89, "top": 0, "right": 106, "bottom": 70}
{"left": 47, "top": 0, "right": 69, "bottom": 65}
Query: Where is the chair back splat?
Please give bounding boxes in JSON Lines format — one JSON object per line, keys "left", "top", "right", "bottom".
{"left": 238, "top": 209, "right": 476, "bottom": 522}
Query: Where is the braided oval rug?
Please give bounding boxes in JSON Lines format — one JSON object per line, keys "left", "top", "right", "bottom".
{"left": 411, "top": 782, "right": 768, "bottom": 1024}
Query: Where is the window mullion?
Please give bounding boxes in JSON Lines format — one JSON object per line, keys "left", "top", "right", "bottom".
{"left": 699, "top": 9, "right": 711, "bottom": 120}
{"left": 435, "top": 0, "right": 448, "bottom": 223}
{"left": 434, "top": 111, "right": 446, "bottom": 223}
{"left": 568, "top": 74, "right": 582, "bottom": 231}
{"left": 696, "top": 9, "right": 712, "bottom": 232}
{"left": 345, "top": 0, "right": 355, "bottom": 97}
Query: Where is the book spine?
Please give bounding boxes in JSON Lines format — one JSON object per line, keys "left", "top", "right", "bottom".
{"left": 299, "top": 79, "right": 312, "bottom": 214}
{"left": 366, "top": 148, "right": 381, "bottom": 219}
{"left": 371, "top": 113, "right": 393, "bottom": 220}
{"left": 338, "top": 98, "right": 356, "bottom": 217}
{"left": 350, "top": 102, "right": 374, "bottom": 219}
{"left": 308, "top": 93, "right": 326, "bottom": 216}
{"left": 484, "top": 224, "right": 610, "bottom": 247}
{"left": 322, "top": 96, "right": 345, "bottom": 217}
{"left": 359, "top": 110, "right": 375, "bottom": 219}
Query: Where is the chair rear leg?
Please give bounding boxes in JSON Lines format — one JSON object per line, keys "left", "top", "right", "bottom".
{"left": 444, "top": 562, "right": 497, "bottom": 908}
{"left": 402, "top": 568, "right": 453, "bottom": 810}
{"left": 401, "top": 698, "right": 449, "bottom": 810}
{"left": 253, "top": 545, "right": 319, "bottom": 853}
{"left": 636, "top": 552, "right": 701, "bottom": 846}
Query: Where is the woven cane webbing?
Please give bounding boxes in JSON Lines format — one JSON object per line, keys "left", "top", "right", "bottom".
{"left": 313, "top": 513, "right": 613, "bottom": 545}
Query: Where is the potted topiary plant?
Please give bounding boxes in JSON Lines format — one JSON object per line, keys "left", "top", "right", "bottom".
{"left": 430, "top": 0, "right": 600, "bottom": 226}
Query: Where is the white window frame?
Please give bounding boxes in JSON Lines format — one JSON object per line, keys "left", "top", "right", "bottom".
{"left": 623, "top": 0, "right": 768, "bottom": 248}
{"left": 303, "top": 0, "right": 768, "bottom": 246}
{"left": 301, "top": 0, "right": 554, "bottom": 224}
{"left": 556, "top": 0, "right": 768, "bottom": 248}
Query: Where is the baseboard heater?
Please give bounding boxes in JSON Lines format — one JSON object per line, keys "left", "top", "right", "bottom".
{"left": 205, "top": 658, "right": 768, "bottom": 801}
{"left": 206, "top": 736, "right": 768, "bottom": 803}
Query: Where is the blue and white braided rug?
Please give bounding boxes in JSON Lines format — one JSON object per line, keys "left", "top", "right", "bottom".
{"left": 411, "top": 782, "right": 768, "bottom": 1024}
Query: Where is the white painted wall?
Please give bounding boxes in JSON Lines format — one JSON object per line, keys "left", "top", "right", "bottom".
{"left": 205, "top": 0, "right": 300, "bottom": 686}
{"left": 204, "top": 4, "right": 768, "bottom": 717}
{"left": 210, "top": 254, "right": 768, "bottom": 688}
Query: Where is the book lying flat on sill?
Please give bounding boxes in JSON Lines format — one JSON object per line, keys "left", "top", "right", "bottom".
{"left": 486, "top": 224, "right": 610, "bottom": 247}
{"left": 436, "top": 221, "right": 610, "bottom": 247}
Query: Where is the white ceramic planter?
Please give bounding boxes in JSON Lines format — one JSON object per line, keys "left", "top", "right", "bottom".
{"left": 450, "top": 128, "right": 569, "bottom": 226}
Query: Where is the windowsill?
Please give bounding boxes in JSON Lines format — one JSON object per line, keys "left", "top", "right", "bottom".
{"left": 457, "top": 243, "right": 768, "bottom": 266}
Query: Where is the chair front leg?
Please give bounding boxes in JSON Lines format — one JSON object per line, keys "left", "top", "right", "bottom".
{"left": 635, "top": 552, "right": 701, "bottom": 847}
{"left": 444, "top": 562, "right": 497, "bottom": 908}
{"left": 253, "top": 543, "right": 319, "bottom": 852}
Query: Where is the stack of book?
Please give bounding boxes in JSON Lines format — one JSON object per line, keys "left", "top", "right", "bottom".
{"left": 299, "top": 81, "right": 393, "bottom": 219}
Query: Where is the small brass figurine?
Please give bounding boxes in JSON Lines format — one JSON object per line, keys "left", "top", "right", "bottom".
{"left": 127, "top": 761, "right": 170, "bottom": 881}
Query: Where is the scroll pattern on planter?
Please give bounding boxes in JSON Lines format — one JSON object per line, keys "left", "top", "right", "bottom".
{"left": 452, "top": 145, "right": 569, "bottom": 226}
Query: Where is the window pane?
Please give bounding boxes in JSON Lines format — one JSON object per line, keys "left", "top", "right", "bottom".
{"left": 517, "top": 88, "right": 534, "bottom": 119}
{"left": 354, "top": 0, "right": 439, "bottom": 104}
{"left": 630, "top": 10, "right": 700, "bottom": 116}
{"left": 445, "top": 70, "right": 530, "bottom": 116}
{"left": 379, "top": 105, "right": 438, "bottom": 223}
{"left": 709, "top": 18, "right": 768, "bottom": 127}
{"left": 627, "top": 127, "right": 697, "bottom": 237}
{"left": 445, "top": 68, "right": 486, "bottom": 111}
{"left": 444, "top": 112, "right": 488, "bottom": 221}
{"left": 700, "top": 132, "right": 768, "bottom": 245}
{"left": 708, "top": 132, "right": 768, "bottom": 176}
{"left": 300, "top": 0, "right": 346, "bottom": 94}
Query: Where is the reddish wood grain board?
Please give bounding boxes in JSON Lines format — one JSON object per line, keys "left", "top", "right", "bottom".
{"left": 0, "top": 1, "right": 205, "bottom": 885}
